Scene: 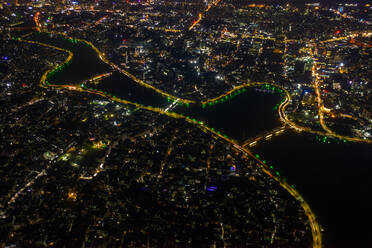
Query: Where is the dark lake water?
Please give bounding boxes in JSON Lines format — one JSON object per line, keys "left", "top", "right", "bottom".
{"left": 32, "top": 32, "right": 111, "bottom": 84}
{"left": 94, "top": 71, "right": 168, "bottom": 108}
{"left": 173, "top": 89, "right": 282, "bottom": 143}
{"left": 30, "top": 32, "right": 372, "bottom": 247}
{"left": 252, "top": 131, "right": 372, "bottom": 248}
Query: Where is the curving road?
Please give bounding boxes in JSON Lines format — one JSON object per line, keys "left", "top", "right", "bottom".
{"left": 19, "top": 35, "right": 323, "bottom": 248}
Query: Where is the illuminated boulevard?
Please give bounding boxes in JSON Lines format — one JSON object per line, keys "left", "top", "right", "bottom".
{"left": 12, "top": 10, "right": 370, "bottom": 247}
{"left": 14, "top": 28, "right": 370, "bottom": 248}
{"left": 18, "top": 35, "right": 323, "bottom": 248}
{"left": 17, "top": 30, "right": 371, "bottom": 248}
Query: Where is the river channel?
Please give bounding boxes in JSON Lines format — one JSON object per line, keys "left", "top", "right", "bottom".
{"left": 29, "top": 32, "right": 372, "bottom": 247}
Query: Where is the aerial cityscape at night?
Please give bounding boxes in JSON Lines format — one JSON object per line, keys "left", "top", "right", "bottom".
{"left": 0, "top": 0, "right": 371, "bottom": 247}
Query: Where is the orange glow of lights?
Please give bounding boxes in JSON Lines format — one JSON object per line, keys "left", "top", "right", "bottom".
{"left": 92, "top": 140, "right": 106, "bottom": 149}
{"left": 68, "top": 191, "right": 77, "bottom": 201}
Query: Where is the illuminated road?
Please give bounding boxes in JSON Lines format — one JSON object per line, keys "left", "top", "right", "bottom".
{"left": 189, "top": 13, "right": 202, "bottom": 31}
{"left": 20, "top": 8, "right": 372, "bottom": 247}
{"left": 188, "top": 0, "right": 222, "bottom": 31}
{"left": 21, "top": 31, "right": 372, "bottom": 247}
{"left": 159, "top": 133, "right": 177, "bottom": 177}
{"left": 24, "top": 33, "right": 372, "bottom": 139}
{"left": 18, "top": 37, "right": 323, "bottom": 248}
{"left": 304, "top": 41, "right": 372, "bottom": 144}
{"left": 7, "top": 170, "right": 46, "bottom": 205}
{"left": 80, "top": 143, "right": 112, "bottom": 180}
{"left": 201, "top": 81, "right": 280, "bottom": 105}
{"left": 242, "top": 127, "right": 286, "bottom": 147}
{"left": 11, "top": 97, "right": 45, "bottom": 112}
{"left": 34, "top": 19, "right": 372, "bottom": 148}
{"left": 6, "top": 142, "right": 76, "bottom": 207}
{"left": 164, "top": 98, "right": 179, "bottom": 112}
{"left": 277, "top": 81, "right": 372, "bottom": 144}
{"left": 27, "top": 14, "right": 370, "bottom": 246}
{"left": 34, "top": 12, "right": 42, "bottom": 32}
{"left": 312, "top": 64, "right": 335, "bottom": 135}
{"left": 81, "top": 72, "right": 112, "bottom": 85}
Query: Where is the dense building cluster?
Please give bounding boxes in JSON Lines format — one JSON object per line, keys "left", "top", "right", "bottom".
{"left": 0, "top": 20, "right": 313, "bottom": 247}
{"left": 24, "top": 1, "right": 370, "bottom": 139}
{"left": 1, "top": 0, "right": 371, "bottom": 247}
